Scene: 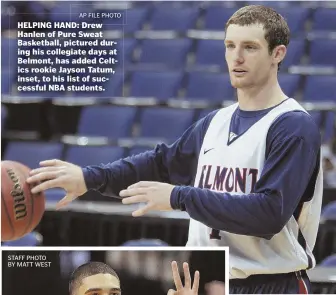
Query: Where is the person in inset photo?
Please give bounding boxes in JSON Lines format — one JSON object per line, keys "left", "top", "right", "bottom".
{"left": 69, "top": 262, "right": 121, "bottom": 295}
{"left": 69, "top": 261, "right": 202, "bottom": 295}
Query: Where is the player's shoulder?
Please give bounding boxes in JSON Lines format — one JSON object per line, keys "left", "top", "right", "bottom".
{"left": 197, "top": 109, "right": 220, "bottom": 127}
{"left": 186, "top": 109, "right": 221, "bottom": 140}
{"left": 269, "top": 110, "right": 321, "bottom": 144}
{"left": 198, "top": 109, "right": 220, "bottom": 120}
{"left": 273, "top": 110, "right": 319, "bottom": 131}
{"left": 199, "top": 103, "right": 237, "bottom": 123}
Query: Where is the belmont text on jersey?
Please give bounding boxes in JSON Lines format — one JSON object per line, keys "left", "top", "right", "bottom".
{"left": 198, "top": 165, "right": 259, "bottom": 193}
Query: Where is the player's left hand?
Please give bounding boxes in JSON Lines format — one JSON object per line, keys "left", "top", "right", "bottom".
{"left": 120, "top": 181, "right": 175, "bottom": 217}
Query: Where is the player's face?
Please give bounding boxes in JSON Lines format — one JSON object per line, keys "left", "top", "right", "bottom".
{"left": 75, "top": 273, "right": 121, "bottom": 295}
{"left": 225, "top": 24, "right": 282, "bottom": 89}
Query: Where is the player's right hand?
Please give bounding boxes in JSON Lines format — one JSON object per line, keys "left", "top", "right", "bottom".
{"left": 26, "top": 159, "right": 88, "bottom": 208}
{"left": 167, "top": 261, "right": 200, "bottom": 295}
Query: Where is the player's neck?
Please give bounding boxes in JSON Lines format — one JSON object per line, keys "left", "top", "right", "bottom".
{"left": 236, "top": 80, "right": 288, "bottom": 111}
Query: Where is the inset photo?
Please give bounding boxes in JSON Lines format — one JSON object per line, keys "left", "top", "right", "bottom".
{"left": 2, "top": 249, "right": 228, "bottom": 295}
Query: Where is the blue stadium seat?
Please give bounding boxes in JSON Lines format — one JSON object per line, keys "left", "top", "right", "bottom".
{"left": 138, "top": 39, "right": 191, "bottom": 69}
{"left": 312, "top": 8, "right": 336, "bottom": 31}
{"left": 65, "top": 146, "right": 125, "bottom": 167}
{"left": 101, "top": 8, "right": 149, "bottom": 32}
{"left": 1, "top": 38, "right": 17, "bottom": 69}
{"left": 203, "top": 7, "right": 236, "bottom": 30}
{"left": 309, "top": 111, "right": 335, "bottom": 143}
{"left": 129, "top": 146, "right": 152, "bottom": 156}
{"left": 4, "top": 142, "right": 63, "bottom": 169}
{"left": 129, "top": 71, "right": 183, "bottom": 101}
{"left": 310, "top": 40, "right": 336, "bottom": 66}
{"left": 49, "top": 2, "right": 91, "bottom": 23}
{"left": 281, "top": 39, "right": 305, "bottom": 68}
{"left": 152, "top": 1, "right": 198, "bottom": 8}
{"left": 124, "top": 8, "right": 150, "bottom": 32}
{"left": 276, "top": 7, "right": 309, "bottom": 34}
{"left": 101, "top": 72, "right": 124, "bottom": 97}
{"left": 117, "top": 39, "right": 137, "bottom": 66}
{"left": 149, "top": 7, "right": 199, "bottom": 31}
{"left": 278, "top": 74, "right": 300, "bottom": 97}
{"left": 213, "top": 6, "right": 307, "bottom": 33}
{"left": 139, "top": 107, "right": 195, "bottom": 140}
{"left": 321, "top": 201, "right": 336, "bottom": 221}
{"left": 303, "top": 76, "right": 336, "bottom": 102}
{"left": 185, "top": 72, "right": 234, "bottom": 102}
{"left": 320, "top": 254, "right": 336, "bottom": 267}
{"left": 132, "top": 1, "right": 156, "bottom": 7}
{"left": 1, "top": 70, "right": 15, "bottom": 95}
{"left": 2, "top": 105, "right": 7, "bottom": 130}
{"left": 1, "top": 8, "right": 17, "bottom": 31}
{"left": 27, "top": 1, "right": 51, "bottom": 16}
{"left": 200, "top": 1, "right": 242, "bottom": 8}
{"left": 45, "top": 188, "right": 66, "bottom": 202}
{"left": 194, "top": 39, "right": 227, "bottom": 70}
{"left": 77, "top": 106, "right": 137, "bottom": 138}
{"left": 324, "top": 112, "right": 335, "bottom": 142}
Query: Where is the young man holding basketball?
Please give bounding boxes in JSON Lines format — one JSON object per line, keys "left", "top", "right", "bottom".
{"left": 28, "top": 5, "right": 323, "bottom": 294}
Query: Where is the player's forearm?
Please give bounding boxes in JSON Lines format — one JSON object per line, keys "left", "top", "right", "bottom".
{"left": 82, "top": 115, "right": 214, "bottom": 196}
{"left": 171, "top": 186, "right": 283, "bottom": 238}
{"left": 83, "top": 149, "right": 168, "bottom": 196}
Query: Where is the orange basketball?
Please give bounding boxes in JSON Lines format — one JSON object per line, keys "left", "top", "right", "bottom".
{"left": 1, "top": 160, "right": 45, "bottom": 241}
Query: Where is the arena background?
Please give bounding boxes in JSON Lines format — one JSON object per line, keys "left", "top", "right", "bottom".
{"left": 1, "top": 0, "right": 336, "bottom": 293}
{"left": 2, "top": 250, "right": 227, "bottom": 295}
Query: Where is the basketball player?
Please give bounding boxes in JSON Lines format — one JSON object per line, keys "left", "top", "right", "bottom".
{"left": 27, "top": 5, "right": 322, "bottom": 294}
{"left": 69, "top": 262, "right": 121, "bottom": 295}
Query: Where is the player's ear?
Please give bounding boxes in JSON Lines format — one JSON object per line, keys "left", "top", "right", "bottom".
{"left": 272, "top": 45, "right": 287, "bottom": 66}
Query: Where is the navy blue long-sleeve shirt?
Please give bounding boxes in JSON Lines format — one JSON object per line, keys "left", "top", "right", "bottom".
{"left": 83, "top": 103, "right": 321, "bottom": 238}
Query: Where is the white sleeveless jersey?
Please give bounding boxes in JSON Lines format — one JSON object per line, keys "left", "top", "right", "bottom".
{"left": 186, "top": 98, "right": 323, "bottom": 279}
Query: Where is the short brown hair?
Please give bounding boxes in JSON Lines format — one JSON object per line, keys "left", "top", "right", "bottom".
{"left": 69, "top": 262, "right": 119, "bottom": 295}
{"left": 225, "top": 5, "right": 290, "bottom": 70}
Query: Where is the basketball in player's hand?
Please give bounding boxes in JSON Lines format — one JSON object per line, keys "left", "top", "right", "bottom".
{"left": 1, "top": 161, "right": 45, "bottom": 241}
